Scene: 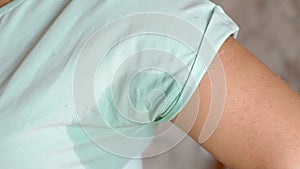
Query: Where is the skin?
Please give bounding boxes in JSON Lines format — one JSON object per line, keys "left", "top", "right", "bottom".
{"left": 173, "top": 36, "right": 300, "bottom": 169}
{"left": 0, "top": 0, "right": 11, "bottom": 8}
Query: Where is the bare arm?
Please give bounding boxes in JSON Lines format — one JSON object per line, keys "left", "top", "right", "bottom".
{"left": 0, "top": 0, "right": 11, "bottom": 8}
{"left": 173, "top": 36, "right": 300, "bottom": 169}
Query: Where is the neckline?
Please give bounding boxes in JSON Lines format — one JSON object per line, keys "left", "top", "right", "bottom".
{"left": 0, "top": 0, "right": 23, "bottom": 17}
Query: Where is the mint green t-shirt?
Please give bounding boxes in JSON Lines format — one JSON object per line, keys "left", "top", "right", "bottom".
{"left": 0, "top": 0, "right": 238, "bottom": 168}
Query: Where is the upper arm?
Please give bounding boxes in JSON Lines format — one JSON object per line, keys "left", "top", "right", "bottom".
{"left": 172, "top": 36, "right": 300, "bottom": 169}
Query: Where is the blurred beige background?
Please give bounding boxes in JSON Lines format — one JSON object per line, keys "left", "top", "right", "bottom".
{"left": 142, "top": 1, "right": 300, "bottom": 168}
{"left": 214, "top": 0, "right": 300, "bottom": 93}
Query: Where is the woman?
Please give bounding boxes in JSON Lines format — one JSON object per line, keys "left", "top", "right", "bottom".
{"left": 0, "top": 0, "right": 299, "bottom": 169}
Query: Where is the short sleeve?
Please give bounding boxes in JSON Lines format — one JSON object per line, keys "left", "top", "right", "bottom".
{"left": 153, "top": 5, "right": 239, "bottom": 122}
{"left": 96, "top": 2, "right": 239, "bottom": 125}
